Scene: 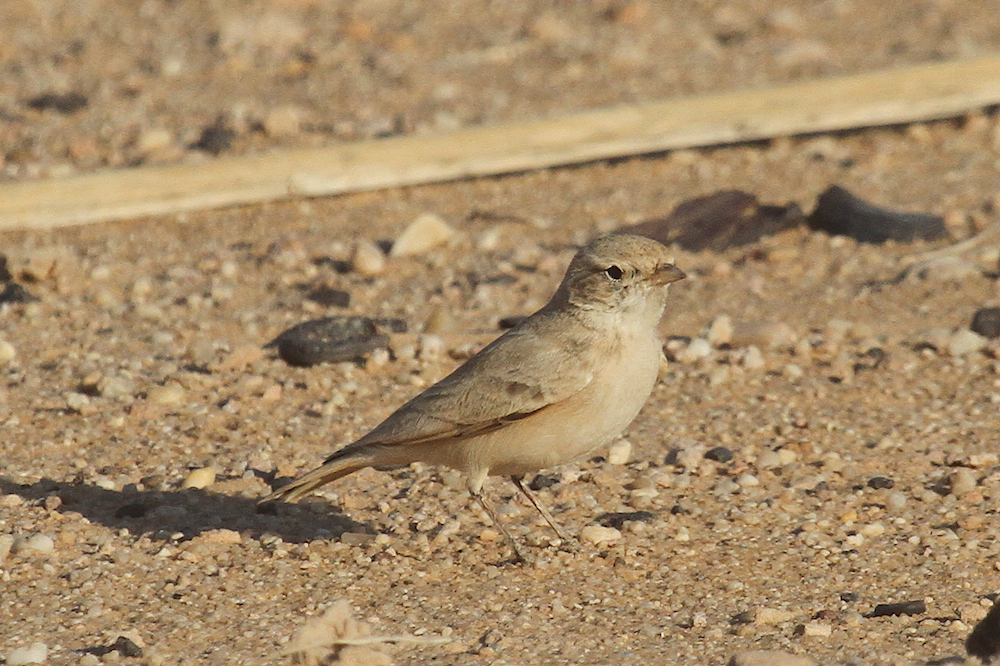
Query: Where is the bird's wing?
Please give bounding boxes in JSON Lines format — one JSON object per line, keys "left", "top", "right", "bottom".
{"left": 329, "top": 319, "right": 596, "bottom": 458}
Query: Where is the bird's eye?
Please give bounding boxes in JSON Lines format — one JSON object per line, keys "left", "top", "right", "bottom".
{"left": 604, "top": 265, "right": 624, "bottom": 281}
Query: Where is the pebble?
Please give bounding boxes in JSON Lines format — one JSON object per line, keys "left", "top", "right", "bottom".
{"left": 912, "top": 256, "right": 982, "bottom": 282}
{"left": 263, "top": 105, "right": 303, "bottom": 137}
{"left": 704, "top": 446, "right": 734, "bottom": 463}
{"left": 676, "top": 337, "right": 712, "bottom": 363}
{"left": 728, "top": 651, "right": 815, "bottom": 666}
{"left": 950, "top": 468, "right": 978, "bottom": 495}
{"left": 580, "top": 525, "right": 622, "bottom": 545}
{"left": 6, "top": 642, "right": 48, "bottom": 666}
{"left": 389, "top": 213, "right": 455, "bottom": 257}
{"left": 971, "top": 307, "right": 1000, "bottom": 338}
{"left": 12, "top": 533, "right": 55, "bottom": 556}
{"left": 800, "top": 621, "right": 832, "bottom": 637}
{"left": 886, "top": 491, "right": 907, "bottom": 511}
{"left": 867, "top": 476, "right": 894, "bottom": 490}
{"left": 870, "top": 600, "right": 926, "bottom": 617}
{"left": 754, "top": 607, "right": 795, "bottom": 625}
{"left": 734, "top": 345, "right": 765, "bottom": 370}
{"left": 136, "top": 128, "right": 173, "bottom": 156}
{"left": 0, "top": 534, "right": 13, "bottom": 564}
{"left": 736, "top": 473, "right": 759, "bottom": 488}
{"left": 607, "top": 439, "right": 632, "bottom": 465}
{"left": 98, "top": 375, "right": 137, "bottom": 400}
{"left": 148, "top": 384, "right": 186, "bottom": 407}
{"left": 706, "top": 314, "right": 734, "bottom": 347}
{"left": 351, "top": 239, "right": 387, "bottom": 276}
{"left": 0, "top": 339, "right": 15, "bottom": 366}
{"left": 948, "top": 329, "right": 987, "bottom": 356}
{"left": 181, "top": 467, "right": 216, "bottom": 490}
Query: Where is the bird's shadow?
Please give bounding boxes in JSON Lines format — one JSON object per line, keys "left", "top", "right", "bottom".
{"left": 0, "top": 475, "right": 369, "bottom": 545}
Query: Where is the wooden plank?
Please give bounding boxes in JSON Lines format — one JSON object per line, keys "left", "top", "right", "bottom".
{"left": 3, "top": 56, "right": 1000, "bottom": 231}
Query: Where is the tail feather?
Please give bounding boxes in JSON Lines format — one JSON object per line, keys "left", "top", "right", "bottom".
{"left": 260, "top": 451, "right": 374, "bottom": 504}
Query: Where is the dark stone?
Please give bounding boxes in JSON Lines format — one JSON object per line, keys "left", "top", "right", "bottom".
{"left": 967, "top": 598, "right": 1000, "bottom": 662}
{"left": 528, "top": 474, "right": 560, "bottom": 491}
{"left": 840, "top": 591, "right": 859, "bottom": 603}
{"left": 631, "top": 190, "right": 804, "bottom": 252}
{"left": 704, "top": 446, "right": 734, "bottom": 463}
{"left": 596, "top": 510, "right": 656, "bottom": 529}
{"left": 265, "top": 316, "right": 406, "bottom": 367}
{"left": 0, "top": 283, "right": 39, "bottom": 303}
{"left": 305, "top": 287, "right": 350, "bottom": 308}
{"left": 869, "top": 600, "right": 926, "bottom": 617}
{"left": 0, "top": 256, "right": 10, "bottom": 282}
{"left": 191, "top": 117, "right": 235, "bottom": 155}
{"left": 113, "top": 636, "right": 144, "bottom": 658}
{"left": 971, "top": 307, "right": 1000, "bottom": 339}
{"left": 808, "top": 185, "right": 947, "bottom": 243}
{"left": 26, "top": 91, "right": 89, "bottom": 114}
{"left": 867, "top": 476, "right": 895, "bottom": 490}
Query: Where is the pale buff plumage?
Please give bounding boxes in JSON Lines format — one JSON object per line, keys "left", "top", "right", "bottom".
{"left": 262, "top": 233, "right": 685, "bottom": 561}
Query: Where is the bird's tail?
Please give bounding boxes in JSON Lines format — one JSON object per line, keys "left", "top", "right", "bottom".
{"left": 260, "top": 450, "right": 375, "bottom": 504}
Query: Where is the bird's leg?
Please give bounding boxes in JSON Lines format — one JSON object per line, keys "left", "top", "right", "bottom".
{"left": 510, "top": 475, "right": 572, "bottom": 544}
{"left": 472, "top": 488, "right": 531, "bottom": 565}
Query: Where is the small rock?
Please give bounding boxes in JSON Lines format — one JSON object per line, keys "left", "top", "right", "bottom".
{"left": 676, "top": 337, "right": 712, "bottom": 363}
{"left": 97, "top": 375, "right": 137, "bottom": 400}
{"left": 389, "top": 213, "right": 455, "bottom": 257}
{"left": 0, "top": 534, "right": 14, "bottom": 564}
{"left": 950, "top": 468, "right": 978, "bottom": 495}
{"left": 800, "top": 621, "right": 832, "bottom": 637}
{"left": 147, "top": 384, "right": 186, "bottom": 407}
{"left": 728, "top": 650, "right": 815, "bottom": 666}
{"left": 736, "top": 473, "right": 759, "bottom": 488}
{"left": 6, "top": 642, "right": 48, "bottom": 666}
{"left": 580, "top": 525, "right": 622, "bottom": 545}
{"left": 886, "top": 491, "right": 907, "bottom": 511}
{"left": 754, "top": 607, "right": 795, "bottom": 625}
{"left": 706, "top": 314, "right": 734, "bottom": 347}
{"left": 305, "top": 287, "right": 350, "bottom": 308}
{"left": 181, "top": 467, "right": 216, "bottom": 490}
{"left": 949, "top": 329, "right": 987, "bottom": 356}
{"left": 0, "top": 339, "right": 16, "bottom": 366}
{"left": 0, "top": 283, "right": 39, "bottom": 304}
{"left": 705, "top": 446, "right": 734, "bottom": 463}
{"left": 867, "top": 476, "right": 894, "bottom": 490}
{"left": 136, "top": 128, "right": 173, "bottom": 156}
{"left": 607, "top": 439, "right": 632, "bottom": 465}
{"left": 267, "top": 317, "right": 403, "bottom": 367}
{"left": 12, "top": 533, "right": 55, "bottom": 556}
{"left": 737, "top": 345, "right": 766, "bottom": 370}
{"left": 263, "top": 105, "right": 304, "bottom": 137}
{"left": 870, "top": 600, "right": 926, "bottom": 617}
{"left": 971, "top": 307, "right": 1000, "bottom": 339}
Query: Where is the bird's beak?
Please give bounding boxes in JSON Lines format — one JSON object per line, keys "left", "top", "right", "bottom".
{"left": 650, "top": 263, "right": 686, "bottom": 286}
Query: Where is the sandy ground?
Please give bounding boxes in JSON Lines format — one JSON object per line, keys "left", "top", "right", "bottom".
{"left": 2, "top": 2, "right": 1000, "bottom": 665}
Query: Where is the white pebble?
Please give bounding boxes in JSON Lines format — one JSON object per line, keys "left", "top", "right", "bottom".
{"left": 887, "top": 491, "right": 908, "bottom": 511}
{"left": 801, "top": 621, "right": 832, "bottom": 637}
{"left": 677, "top": 338, "right": 712, "bottom": 363}
{"left": 706, "top": 314, "right": 734, "bottom": 347}
{"left": 950, "top": 468, "right": 978, "bottom": 495}
{"left": 948, "top": 329, "right": 987, "bottom": 357}
{"left": 737, "top": 473, "right": 760, "bottom": 488}
{"left": 579, "top": 525, "right": 621, "bottom": 545}
{"left": 351, "top": 239, "right": 387, "bottom": 276}
{"left": 181, "top": 467, "right": 216, "bottom": 489}
{"left": 389, "top": 213, "right": 455, "bottom": 257}
{"left": 148, "top": 384, "right": 186, "bottom": 406}
{"left": 782, "top": 363, "right": 804, "bottom": 380}
{"left": 607, "top": 439, "right": 632, "bottom": 465}
{"left": 6, "top": 642, "right": 48, "bottom": 666}
{"left": 860, "top": 522, "right": 886, "bottom": 538}
{"left": 0, "top": 339, "right": 15, "bottom": 366}
{"left": 738, "top": 345, "right": 765, "bottom": 370}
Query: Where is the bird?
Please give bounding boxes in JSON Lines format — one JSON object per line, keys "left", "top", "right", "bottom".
{"left": 261, "top": 233, "right": 686, "bottom": 561}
